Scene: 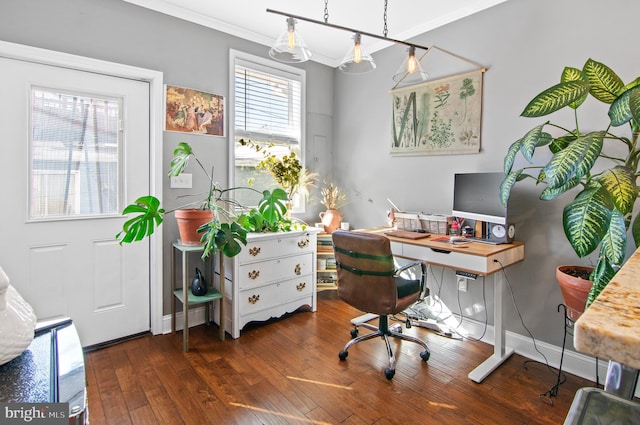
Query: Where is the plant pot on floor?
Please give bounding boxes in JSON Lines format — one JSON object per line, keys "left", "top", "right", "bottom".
{"left": 556, "top": 265, "right": 594, "bottom": 321}
{"left": 175, "top": 208, "right": 213, "bottom": 246}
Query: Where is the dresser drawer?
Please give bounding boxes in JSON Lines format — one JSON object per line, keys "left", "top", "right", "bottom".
{"left": 240, "top": 274, "right": 314, "bottom": 316}
{"left": 238, "top": 253, "right": 313, "bottom": 289}
{"left": 239, "top": 232, "right": 316, "bottom": 263}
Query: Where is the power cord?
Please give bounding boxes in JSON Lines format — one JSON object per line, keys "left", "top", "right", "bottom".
{"left": 493, "top": 258, "right": 565, "bottom": 405}
{"left": 450, "top": 275, "right": 488, "bottom": 342}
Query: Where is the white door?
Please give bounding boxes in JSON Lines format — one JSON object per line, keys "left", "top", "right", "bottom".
{"left": 0, "top": 56, "right": 151, "bottom": 347}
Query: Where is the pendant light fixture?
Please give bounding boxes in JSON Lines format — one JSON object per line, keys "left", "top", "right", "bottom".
{"left": 266, "top": 0, "right": 436, "bottom": 83}
{"left": 268, "top": 17, "right": 312, "bottom": 63}
{"left": 392, "top": 46, "right": 429, "bottom": 83}
{"left": 338, "top": 33, "right": 376, "bottom": 74}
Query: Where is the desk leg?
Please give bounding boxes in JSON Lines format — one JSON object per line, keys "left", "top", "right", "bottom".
{"left": 182, "top": 250, "right": 189, "bottom": 352}
{"left": 468, "top": 271, "right": 514, "bottom": 383}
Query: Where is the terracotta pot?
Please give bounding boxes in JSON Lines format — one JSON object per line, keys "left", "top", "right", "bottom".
{"left": 556, "top": 265, "right": 594, "bottom": 321}
{"left": 175, "top": 208, "right": 213, "bottom": 246}
{"left": 319, "top": 209, "right": 342, "bottom": 233}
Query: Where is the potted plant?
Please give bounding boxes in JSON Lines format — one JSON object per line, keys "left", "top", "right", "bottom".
{"left": 500, "top": 58, "right": 640, "bottom": 314}
{"left": 116, "top": 141, "right": 289, "bottom": 259}
{"left": 319, "top": 182, "right": 347, "bottom": 233}
{"left": 238, "top": 138, "right": 317, "bottom": 210}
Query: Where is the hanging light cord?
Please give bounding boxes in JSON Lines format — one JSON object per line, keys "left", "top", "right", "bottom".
{"left": 324, "top": 0, "right": 329, "bottom": 24}
{"left": 383, "top": 0, "right": 388, "bottom": 38}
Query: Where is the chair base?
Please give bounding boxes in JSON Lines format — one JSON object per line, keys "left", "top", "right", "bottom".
{"left": 338, "top": 315, "right": 430, "bottom": 380}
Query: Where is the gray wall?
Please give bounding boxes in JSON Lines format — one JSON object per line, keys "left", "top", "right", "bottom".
{"left": 0, "top": 0, "right": 334, "bottom": 315}
{"left": 334, "top": 0, "right": 640, "bottom": 349}
{"left": 1, "top": 0, "right": 638, "bottom": 354}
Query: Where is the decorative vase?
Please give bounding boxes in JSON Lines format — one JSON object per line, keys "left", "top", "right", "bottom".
{"left": 190, "top": 267, "right": 207, "bottom": 296}
{"left": 175, "top": 208, "right": 213, "bottom": 246}
{"left": 319, "top": 209, "right": 342, "bottom": 233}
{"left": 556, "top": 265, "right": 594, "bottom": 321}
{"left": 0, "top": 266, "right": 37, "bottom": 366}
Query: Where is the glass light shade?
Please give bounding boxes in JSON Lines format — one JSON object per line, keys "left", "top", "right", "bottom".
{"left": 269, "top": 17, "right": 312, "bottom": 63}
{"left": 339, "top": 33, "right": 376, "bottom": 74}
{"left": 392, "top": 46, "right": 429, "bottom": 84}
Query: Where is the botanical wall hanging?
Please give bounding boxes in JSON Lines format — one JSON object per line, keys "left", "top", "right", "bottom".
{"left": 390, "top": 69, "right": 483, "bottom": 156}
{"left": 165, "top": 85, "right": 224, "bottom": 136}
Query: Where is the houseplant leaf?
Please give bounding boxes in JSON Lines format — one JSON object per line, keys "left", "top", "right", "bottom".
{"left": 594, "top": 165, "right": 637, "bottom": 215}
{"left": 519, "top": 124, "right": 551, "bottom": 162}
{"left": 543, "top": 132, "right": 604, "bottom": 188}
{"left": 168, "top": 142, "right": 193, "bottom": 177}
{"left": 583, "top": 58, "right": 625, "bottom": 104}
{"left": 257, "top": 188, "right": 288, "bottom": 225}
{"left": 587, "top": 257, "right": 616, "bottom": 306}
{"left": 599, "top": 208, "right": 627, "bottom": 266}
{"left": 540, "top": 177, "right": 580, "bottom": 201}
{"left": 563, "top": 184, "right": 613, "bottom": 257}
{"left": 561, "top": 66, "right": 588, "bottom": 109}
{"left": 116, "top": 196, "right": 164, "bottom": 244}
{"left": 521, "top": 80, "right": 589, "bottom": 117}
{"left": 609, "top": 85, "right": 640, "bottom": 126}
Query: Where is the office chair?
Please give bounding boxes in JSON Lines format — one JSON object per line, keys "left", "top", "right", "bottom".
{"left": 332, "top": 230, "right": 430, "bottom": 380}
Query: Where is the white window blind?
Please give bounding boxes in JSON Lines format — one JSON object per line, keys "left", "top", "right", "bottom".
{"left": 234, "top": 60, "right": 302, "bottom": 145}
{"left": 30, "top": 87, "right": 121, "bottom": 220}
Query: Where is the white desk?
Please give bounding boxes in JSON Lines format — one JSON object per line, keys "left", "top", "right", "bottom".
{"left": 364, "top": 228, "right": 525, "bottom": 383}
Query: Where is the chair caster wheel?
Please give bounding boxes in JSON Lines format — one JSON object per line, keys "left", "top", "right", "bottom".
{"left": 338, "top": 351, "right": 348, "bottom": 361}
{"left": 350, "top": 328, "right": 358, "bottom": 338}
{"left": 420, "top": 350, "right": 430, "bottom": 362}
{"left": 384, "top": 368, "right": 395, "bottom": 380}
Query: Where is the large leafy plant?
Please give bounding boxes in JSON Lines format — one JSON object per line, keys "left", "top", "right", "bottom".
{"left": 500, "top": 59, "right": 640, "bottom": 306}
{"left": 116, "top": 142, "right": 289, "bottom": 259}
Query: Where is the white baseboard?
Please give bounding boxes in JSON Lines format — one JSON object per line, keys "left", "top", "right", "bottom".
{"left": 160, "top": 305, "right": 209, "bottom": 334}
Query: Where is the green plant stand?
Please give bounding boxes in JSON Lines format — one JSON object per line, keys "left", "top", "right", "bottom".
{"left": 171, "top": 241, "right": 225, "bottom": 352}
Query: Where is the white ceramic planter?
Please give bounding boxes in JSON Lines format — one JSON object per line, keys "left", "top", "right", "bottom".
{"left": 0, "top": 266, "right": 37, "bottom": 366}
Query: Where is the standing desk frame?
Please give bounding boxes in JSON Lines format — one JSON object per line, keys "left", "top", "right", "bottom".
{"left": 364, "top": 228, "right": 525, "bottom": 383}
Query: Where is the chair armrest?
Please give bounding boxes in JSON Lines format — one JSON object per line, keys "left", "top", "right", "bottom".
{"left": 395, "top": 260, "right": 425, "bottom": 276}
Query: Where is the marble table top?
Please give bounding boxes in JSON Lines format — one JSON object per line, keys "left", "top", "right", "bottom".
{"left": 574, "top": 248, "right": 640, "bottom": 369}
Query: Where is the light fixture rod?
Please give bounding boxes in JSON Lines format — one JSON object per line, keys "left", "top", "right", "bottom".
{"left": 266, "top": 8, "right": 431, "bottom": 52}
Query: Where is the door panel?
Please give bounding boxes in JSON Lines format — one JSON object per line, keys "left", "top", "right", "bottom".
{"left": 0, "top": 56, "right": 150, "bottom": 347}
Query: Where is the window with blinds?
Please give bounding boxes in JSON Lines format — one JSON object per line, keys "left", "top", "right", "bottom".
{"left": 230, "top": 51, "right": 306, "bottom": 210}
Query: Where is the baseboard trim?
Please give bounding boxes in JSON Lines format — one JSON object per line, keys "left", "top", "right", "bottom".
{"left": 161, "top": 305, "right": 209, "bottom": 334}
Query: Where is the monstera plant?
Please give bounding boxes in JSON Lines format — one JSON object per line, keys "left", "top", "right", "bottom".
{"left": 500, "top": 58, "right": 640, "bottom": 307}
{"left": 116, "top": 142, "right": 290, "bottom": 259}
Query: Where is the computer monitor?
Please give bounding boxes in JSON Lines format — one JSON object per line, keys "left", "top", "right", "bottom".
{"left": 452, "top": 172, "right": 507, "bottom": 225}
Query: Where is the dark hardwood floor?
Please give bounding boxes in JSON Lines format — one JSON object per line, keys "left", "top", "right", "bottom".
{"left": 85, "top": 291, "right": 594, "bottom": 424}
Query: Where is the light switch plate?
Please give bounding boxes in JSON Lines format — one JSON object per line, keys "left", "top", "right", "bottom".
{"left": 170, "top": 173, "right": 192, "bottom": 189}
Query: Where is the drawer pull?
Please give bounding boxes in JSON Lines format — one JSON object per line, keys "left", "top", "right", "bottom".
{"left": 297, "top": 236, "right": 309, "bottom": 248}
{"left": 248, "top": 270, "right": 260, "bottom": 280}
{"left": 249, "top": 246, "right": 261, "bottom": 256}
{"left": 248, "top": 294, "right": 260, "bottom": 304}
{"left": 294, "top": 264, "right": 302, "bottom": 275}
{"left": 296, "top": 282, "right": 306, "bottom": 291}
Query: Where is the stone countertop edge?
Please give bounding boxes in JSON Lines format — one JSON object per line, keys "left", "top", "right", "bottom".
{"left": 574, "top": 248, "right": 640, "bottom": 370}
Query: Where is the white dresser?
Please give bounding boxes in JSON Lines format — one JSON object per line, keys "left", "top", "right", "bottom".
{"left": 216, "top": 229, "right": 319, "bottom": 339}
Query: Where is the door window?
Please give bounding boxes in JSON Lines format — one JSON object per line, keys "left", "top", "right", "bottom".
{"left": 30, "top": 87, "right": 122, "bottom": 220}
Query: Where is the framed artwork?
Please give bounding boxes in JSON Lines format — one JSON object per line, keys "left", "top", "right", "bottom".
{"left": 165, "top": 85, "right": 224, "bottom": 136}
{"left": 390, "top": 69, "right": 483, "bottom": 156}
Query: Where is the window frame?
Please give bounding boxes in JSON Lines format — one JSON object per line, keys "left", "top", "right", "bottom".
{"left": 228, "top": 49, "right": 306, "bottom": 213}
